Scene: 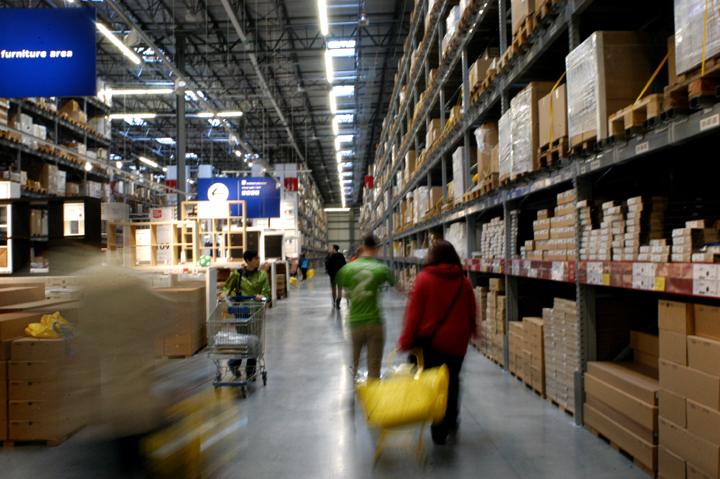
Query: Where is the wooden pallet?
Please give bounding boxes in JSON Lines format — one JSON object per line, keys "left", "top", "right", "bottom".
{"left": 481, "top": 172, "right": 499, "bottom": 194}
{"left": 585, "top": 425, "right": 657, "bottom": 478}
{"left": 608, "top": 94, "right": 663, "bottom": 138}
{"left": 21, "top": 183, "right": 48, "bottom": 195}
{"left": 497, "top": 45, "right": 517, "bottom": 73}
{"left": 569, "top": 137, "right": 597, "bottom": 157}
{"left": 547, "top": 397, "right": 574, "bottom": 416}
{"left": 3, "top": 424, "right": 86, "bottom": 448}
{"left": 538, "top": 136, "right": 569, "bottom": 167}
{"left": 664, "top": 56, "right": 720, "bottom": 113}
{"left": 499, "top": 175, "right": 512, "bottom": 186}
{"left": 511, "top": 15, "right": 536, "bottom": 53}
{"left": 462, "top": 189, "right": 482, "bottom": 203}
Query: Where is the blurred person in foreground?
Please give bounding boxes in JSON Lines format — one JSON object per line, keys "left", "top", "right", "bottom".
{"left": 326, "top": 244, "right": 347, "bottom": 309}
{"left": 335, "top": 234, "right": 395, "bottom": 379}
{"left": 397, "top": 239, "right": 477, "bottom": 445}
{"left": 222, "top": 249, "right": 270, "bottom": 378}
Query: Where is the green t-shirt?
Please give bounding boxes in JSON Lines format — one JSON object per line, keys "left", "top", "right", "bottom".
{"left": 335, "top": 257, "right": 395, "bottom": 326}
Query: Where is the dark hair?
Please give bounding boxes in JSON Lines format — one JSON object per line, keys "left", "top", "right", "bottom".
{"left": 243, "top": 250, "right": 258, "bottom": 263}
{"left": 361, "top": 234, "right": 380, "bottom": 249}
{"left": 426, "top": 240, "right": 462, "bottom": 268}
{"left": 332, "top": 245, "right": 340, "bottom": 252}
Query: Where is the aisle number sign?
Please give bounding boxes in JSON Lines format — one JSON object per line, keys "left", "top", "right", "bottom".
{"left": 0, "top": 9, "right": 97, "bottom": 98}
{"left": 197, "top": 177, "right": 281, "bottom": 218}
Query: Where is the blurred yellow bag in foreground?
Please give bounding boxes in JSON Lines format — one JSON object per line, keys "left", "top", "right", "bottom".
{"left": 25, "top": 311, "right": 72, "bottom": 338}
{"left": 356, "top": 362, "right": 449, "bottom": 429}
{"left": 306, "top": 269, "right": 315, "bottom": 279}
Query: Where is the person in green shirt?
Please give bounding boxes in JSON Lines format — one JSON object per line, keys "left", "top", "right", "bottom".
{"left": 335, "top": 234, "right": 395, "bottom": 379}
{"left": 222, "top": 249, "right": 270, "bottom": 378}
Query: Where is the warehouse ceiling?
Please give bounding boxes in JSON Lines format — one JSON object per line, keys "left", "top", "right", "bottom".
{"left": 1, "top": 0, "right": 414, "bottom": 205}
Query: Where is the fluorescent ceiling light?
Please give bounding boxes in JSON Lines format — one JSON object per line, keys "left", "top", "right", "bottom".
{"left": 332, "top": 118, "right": 339, "bottom": 135}
{"left": 116, "top": 161, "right": 123, "bottom": 168}
{"left": 197, "top": 112, "right": 215, "bottom": 118}
{"left": 139, "top": 157, "right": 159, "bottom": 168}
{"left": 341, "top": 162, "right": 353, "bottom": 168}
{"left": 155, "top": 137, "right": 176, "bottom": 145}
{"left": 234, "top": 150, "right": 242, "bottom": 157}
{"left": 339, "top": 149, "right": 354, "bottom": 157}
{"left": 342, "top": 179, "right": 352, "bottom": 184}
{"left": 328, "top": 48, "right": 355, "bottom": 57}
{"left": 342, "top": 172, "right": 353, "bottom": 177}
{"left": 329, "top": 93, "right": 337, "bottom": 114}
{"left": 328, "top": 40, "right": 356, "bottom": 49}
{"left": 109, "top": 113, "right": 156, "bottom": 120}
{"left": 85, "top": 162, "right": 93, "bottom": 172}
{"left": 217, "top": 111, "right": 243, "bottom": 117}
{"left": 324, "top": 208, "right": 350, "bottom": 212}
{"left": 335, "top": 137, "right": 342, "bottom": 151}
{"left": 124, "top": 117, "right": 147, "bottom": 126}
{"left": 111, "top": 88, "right": 173, "bottom": 96}
{"left": 337, "top": 164, "right": 343, "bottom": 173}
{"left": 336, "top": 152, "right": 343, "bottom": 163}
{"left": 97, "top": 23, "right": 142, "bottom": 64}
{"left": 335, "top": 114, "right": 354, "bottom": 123}
{"left": 332, "top": 85, "right": 354, "bottom": 96}
{"left": 325, "top": 50, "right": 334, "bottom": 83}
{"left": 336, "top": 134, "right": 354, "bottom": 143}
{"left": 163, "top": 167, "right": 168, "bottom": 172}
{"left": 318, "top": 0, "right": 329, "bottom": 36}
{"left": 208, "top": 119, "right": 222, "bottom": 127}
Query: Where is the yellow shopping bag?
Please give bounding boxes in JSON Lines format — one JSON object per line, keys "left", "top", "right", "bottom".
{"left": 25, "top": 311, "right": 72, "bottom": 338}
{"left": 306, "top": 269, "right": 315, "bottom": 279}
{"left": 356, "top": 349, "right": 449, "bottom": 429}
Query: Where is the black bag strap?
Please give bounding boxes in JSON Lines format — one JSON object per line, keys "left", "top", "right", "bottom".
{"left": 424, "top": 277, "right": 465, "bottom": 344}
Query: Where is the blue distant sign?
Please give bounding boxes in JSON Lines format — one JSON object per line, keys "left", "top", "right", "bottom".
{"left": 0, "top": 8, "right": 97, "bottom": 98}
{"left": 197, "top": 177, "right": 281, "bottom": 219}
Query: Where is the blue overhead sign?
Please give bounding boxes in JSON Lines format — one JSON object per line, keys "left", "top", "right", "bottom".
{"left": 197, "top": 177, "right": 281, "bottom": 219}
{"left": 0, "top": 8, "right": 97, "bottom": 98}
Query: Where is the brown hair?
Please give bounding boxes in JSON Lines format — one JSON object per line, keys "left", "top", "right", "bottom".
{"left": 425, "top": 239, "right": 462, "bottom": 268}
{"left": 361, "top": 233, "right": 380, "bottom": 249}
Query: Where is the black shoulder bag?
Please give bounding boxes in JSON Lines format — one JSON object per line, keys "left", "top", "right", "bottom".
{"left": 413, "top": 278, "right": 465, "bottom": 351}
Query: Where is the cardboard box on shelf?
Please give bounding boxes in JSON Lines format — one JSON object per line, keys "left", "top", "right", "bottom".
{"left": 587, "top": 362, "right": 659, "bottom": 405}
{"left": 659, "top": 388, "right": 687, "bottom": 428}
{"left": 694, "top": 305, "right": 720, "bottom": 341}
{"left": 631, "top": 331, "right": 659, "bottom": 357}
{"left": 660, "top": 330, "right": 688, "bottom": 365}
{"left": 659, "top": 359, "right": 720, "bottom": 410}
{"left": 687, "top": 399, "right": 720, "bottom": 446}
{"left": 659, "top": 301, "right": 695, "bottom": 335}
{"left": 688, "top": 336, "right": 720, "bottom": 377}
{"left": 660, "top": 417, "right": 720, "bottom": 478}
{"left": 585, "top": 373, "right": 658, "bottom": 431}
{"left": 658, "top": 446, "right": 686, "bottom": 479}
{"left": 687, "top": 463, "right": 714, "bottom": 479}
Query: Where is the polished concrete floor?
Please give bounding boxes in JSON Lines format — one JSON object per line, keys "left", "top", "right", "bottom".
{"left": 1, "top": 276, "right": 651, "bottom": 478}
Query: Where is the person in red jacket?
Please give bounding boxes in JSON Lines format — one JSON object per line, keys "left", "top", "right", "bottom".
{"left": 398, "top": 239, "right": 477, "bottom": 445}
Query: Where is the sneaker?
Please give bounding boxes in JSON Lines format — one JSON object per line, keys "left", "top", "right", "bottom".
{"left": 336, "top": 299, "right": 341, "bottom": 309}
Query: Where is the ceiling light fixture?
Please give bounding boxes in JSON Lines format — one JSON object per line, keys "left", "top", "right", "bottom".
{"left": 325, "top": 50, "right": 334, "bottom": 83}
{"left": 329, "top": 93, "right": 337, "bottom": 114}
{"left": 332, "top": 117, "right": 339, "bottom": 135}
{"left": 318, "top": 0, "right": 329, "bottom": 36}
{"left": 116, "top": 161, "right": 123, "bottom": 168}
{"left": 217, "top": 111, "right": 243, "bottom": 117}
{"left": 197, "top": 112, "right": 215, "bottom": 118}
{"left": 97, "top": 23, "right": 142, "bottom": 64}
{"left": 234, "top": 150, "right": 242, "bottom": 157}
{"left": 335, "top": 137, "right": 342, "bottom": 151}
{"left": 110, "top": 88, "right": 173, "bottom": 96}
{"left": 336, "top": 152, "right": 343, "bottom": 163}
{"left": 324, "top": 208, "right": 350, "bottom": 212}
{"left": 84, "top": 162, "right": 93, "bottom": 172}
{"left": 139, "top": 156, "right": 160, "bottom": 168}
{"left": 109, "top": 113, "right": 157, "bottom": 120}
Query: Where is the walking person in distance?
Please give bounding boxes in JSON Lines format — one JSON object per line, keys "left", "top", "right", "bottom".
{"left": 397, "top": 239, "right": 477, "bottom": 445}
{"left": 326, "top": 244, "right": 347, "bottom": 309}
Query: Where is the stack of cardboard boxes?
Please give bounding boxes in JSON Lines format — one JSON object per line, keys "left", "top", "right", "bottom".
{"left": 481, "top": 217, "right": 505, "bottom": 259}
{"left": 508, "top": 321, "right": 525, "bottom": 379}
{"left": 485, "top": 278, "right": 505, "bottom": 364}
{"left": 584, "top": 357, "right": 659, "bottom": 475}
{"left": 523, "top": 189, "right": 576, "bottom": 260}
{"left": 671, "top": 220, "right": 720, "bottom": 263}
{"left": 658, "top": 300, "right": 720, "bottom": 479}
{"left": 472, "top": 286, "right": 489, "bottom": 353}
{"left": 543, "top": 298, "right": 580, "bottom": 412}
{"left": 523, "top": 317, "right": 545, "bottom": 396}
{"left": 153, "top": 286, "right": 207, "bottom": 358}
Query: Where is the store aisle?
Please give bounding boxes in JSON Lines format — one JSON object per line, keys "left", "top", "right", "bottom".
{"left": 1, "top": 276, "right": 651, "bottom": 479}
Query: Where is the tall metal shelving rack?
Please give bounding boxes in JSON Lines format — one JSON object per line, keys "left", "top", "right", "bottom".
{"left": 360, "top": 0, "right": 720, "bottom": 427}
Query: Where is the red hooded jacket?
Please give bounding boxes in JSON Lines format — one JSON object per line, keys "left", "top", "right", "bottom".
{"left": 398, "top": 264, "right": 477, "bottom": 357}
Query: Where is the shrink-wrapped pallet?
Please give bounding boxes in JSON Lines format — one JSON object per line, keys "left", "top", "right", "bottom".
{"left": 452, "top": 147, "right": 466, "bottom": 203}
{"left": 474, "top": 122, "right": 498, "bottom": 177}
{"left": 565, "top": 32, "right": 652, "bottom": 146}
{"left": 413, "top": 186, "right": 429, "bottom": 223}
{"left": 511, "top": 82, "right": 553, "bottom": 179}
{"left": 498, "top": 110, "right": 512, "bottom": 181}
{"left": 674, "top": 0, "right": 720, "bottom": 75}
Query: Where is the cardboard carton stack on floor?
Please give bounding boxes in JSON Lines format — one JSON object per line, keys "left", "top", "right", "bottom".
{"left": 658, "top": 300, "right": 720, "bottom": 479}
{"left": 486, "top": 278, "right": 505, "bottom": 364}
{"left": 152, "top": 286, "right": 207, "bottom": 357}
{"left": 472, "top": 286, "right": 489, "bottom": 353}
{"left": 543, "top": 298, "right": 579, "bottom": 412}
{"left": 7, "top": 337, "right": 99, "bottom": 443}
{"left": 523, "top": 317, "right": 544, "bottom": 396}
{"left": 584, "top": 359, "right": 659, "bottom": 475}
{"left": 508, "top": 321, "right": 524, "bottom": 379}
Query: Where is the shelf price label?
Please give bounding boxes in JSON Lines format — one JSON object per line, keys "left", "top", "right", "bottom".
{"left": 700, "top": 113, "right": 720, "bottom": 131}
{"left": 551, "top": 262, "right": 566, "bottom": 282}
{"left": 602, "top": 273, "right": 610, "bottom": 286}
{"left": 636, "top": 141, "right": 650, "bottom": 155}
{"left": 528, "top": 268, "right": 538, "bottom": 278}
{"left": 654, "top": 277, "right": 666, "bottom": 291}
{"left": 511, "top": 260, "right": 520, "bottom": 276}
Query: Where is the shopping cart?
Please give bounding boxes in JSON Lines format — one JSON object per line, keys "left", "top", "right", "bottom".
{"left": 207, "top": 296, "right": 267, "bottom": 398}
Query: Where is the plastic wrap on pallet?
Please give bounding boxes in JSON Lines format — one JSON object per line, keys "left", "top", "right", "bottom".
{"left": 675, "top": 0, "right": 720, "bottom": 75}
{"left": 414, "top": 186, "right": 429, "bottom": 223}
{"left": 446, "top": 6, "right": 460, "bottom": 39}
{"left": 510, "top": 87, "right": 533, "bottom": 179}
{"left": 452, "top": 147, "right": 466, "bottom": 203}
{"left": 474, "top": 123, "right": 498, "bottom": 176}
{"left": 565, "top": 34, "right": 598, "bottom": 143}
{"left": 498, "top": 110, "right": 512, "bottom": 180}
{"left": 446, "top": 222, "right": 468, "bottom": 259}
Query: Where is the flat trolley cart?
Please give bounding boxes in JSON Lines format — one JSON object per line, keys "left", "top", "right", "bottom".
{"left": 207, "top": 296, "right": 267, "bottom": 397}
